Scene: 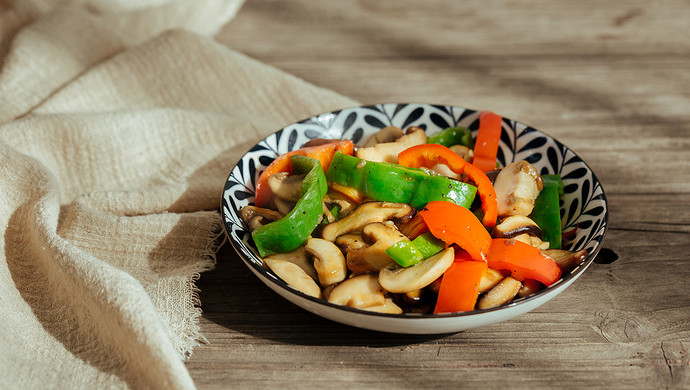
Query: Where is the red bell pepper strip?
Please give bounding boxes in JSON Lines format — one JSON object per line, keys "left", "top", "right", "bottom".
{"left": 398, "top": 143, "right": 498, "bottom": 228}
{"left": 434, "top": 250, "right": 488, "bottom": 314}
{"left": 486, "top": 238, "right": 562, "bottom": 287}
{"left": 472, "top": 111, "right": 503, "bottom": 173}
{"left": 418, "top": 201, "right": 491, "bottom": 261}
{"left": 254, "top": 140, "right": 353, "bottom": 207}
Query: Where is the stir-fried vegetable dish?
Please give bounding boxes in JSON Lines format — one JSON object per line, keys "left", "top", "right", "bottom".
{"left": 240, "top": 112, "right": 587, "bottom": 314}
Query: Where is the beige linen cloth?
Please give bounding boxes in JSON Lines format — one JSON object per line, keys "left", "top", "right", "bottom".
{"left": 0, "top": 0, "right": 356, "bottom": 388}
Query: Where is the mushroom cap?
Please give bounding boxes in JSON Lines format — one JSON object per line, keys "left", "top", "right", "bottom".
{"left": 327, "top": 273, "right": 386, "bottom": 309}
{"left": 319, "top": 201, "right": 413, "bottom": 242}
{"left": 304, "top": 237, "right": 347, "bottom": 286}
{"left": 264, "top": 258, "right": 322, "bottom": 299}
{"left": 355, "top": 128, "right": 426, "bottom": 164}
{"left": 346, "top": 222, "right": 405, "bottom": 274}
{"left": 492, "top": 215, "right": 543, "bottom": 239}
{"left": 378, "top": 247, "right": 455, "bottom": 294}
{"left": 493, "top": 161, "right": 543, "bottom": 217}
{"left": 267, "top": 172, "right": 305, "bottom": 203}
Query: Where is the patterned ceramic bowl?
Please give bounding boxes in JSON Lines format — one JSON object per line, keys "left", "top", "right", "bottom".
{"left": 221, "top": 103, "right": 608, "bottom": 334}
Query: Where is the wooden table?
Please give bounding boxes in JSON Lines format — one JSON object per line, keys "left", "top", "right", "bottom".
{"left": 187, "top": 1, "right": 690, "bottom": 388}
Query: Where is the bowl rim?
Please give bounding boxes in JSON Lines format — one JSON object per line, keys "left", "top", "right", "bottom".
{"left": 220, "top": 102, "right": 609, "bottom": 320}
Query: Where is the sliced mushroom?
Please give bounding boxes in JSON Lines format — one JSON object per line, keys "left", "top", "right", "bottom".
{"left": 267, "top": 172, "right": 305, "bottom": 202}
{"left": 263, "top": 258, "right": 322, "bottom": 299}
{"left": 477, "top": 276, "right": 522, "bottom": 309}
{"left": 273, "top": 196, "right": 296, "bottom": 216}
{"left": 397, "top": 214, "right": 427, "bottom": 240}
{"left": 319, "top": 201, "right": 413, "bottom": 242}
{"left": 426, "top": 277, "right": 442, "bottom": 294}
{"left": 493, "top": 160, "right": 543, "bottom": 217}
{"left": 322, "top": 202, "right": 337, "bottom": 224}
{"left": 363, "top": 126, "right": 404, "bottom": 147}
{"left": 378, "top": 247, "right": 455, "bottom": 294}
{"left": 263, "top": 246, "right": 318, "bottom": 281}
{"left": 429, "top": 163, "right": 461, "bottom": 180}
{"left": 335, "top": 233, "right": 369, "bottom": 253}
{"left": 543, "top": 248, "right": 587, "bottom": 274}
{"left": 323, "top": 189, "right": 359, "bottom": 217}
{"left": 449, "top": 144, "right": 473, "bottom": 162}
{"left": 301, "top": 138, "right": 343, "bottom": 148}
{"left": 492, "top": 215, "right": 543, "bottom": 239}
{"left": 327, "top": 273, "right": 386, "bottom": 309}
{"left": 478, "top": 268, "right": 505, "bottom": 294}
{"left": 402, "top": 289, "right": 423, "bottom": 305}
{"left": 304, "top": 238, "right": 347, "bottom": 286}
{"left": 518, "top": 278, "right": 543, "bottom": 298}
{"left": 355, "top": 128, "right": 426, "bottom": 163}
{"left": 240, "top": 205, "right": 283, "bottom": 231}
{"left": 321, "top": 283, "right": 337, "bottom": 301}
{"left": 346, "top": 222, "right": 406, "bottom": 274}
{"left": 361, "top": 298, "right": 403, "bottom": 314}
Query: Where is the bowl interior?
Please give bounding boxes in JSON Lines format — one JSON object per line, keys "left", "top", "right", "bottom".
{"left": 220, "top": 103, "right": 608, "bottom": 332}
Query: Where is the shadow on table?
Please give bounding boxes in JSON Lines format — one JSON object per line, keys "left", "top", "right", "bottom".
{"left": 197, "top": 240, "right": 454, "bottom": 347}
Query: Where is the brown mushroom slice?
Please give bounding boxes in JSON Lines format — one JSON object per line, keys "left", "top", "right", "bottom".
{"left": 478, "top": 268, "right": 505, "bottom": 294}
{"left": 355, "top": 128, "right": 426, "bottom": 163}
{"left": 493, "top": 161, "right": 544, "bottom": 217}
{"left": 267, "top": 172, "right": 305, "bottom": 203}
{"left": 263, "top": 258, "right": 322, "bottom": 299}
{"left": 363, "top": 126, "right": 404, "bottom": 147}
{"left": 429, "top": 163, "right": 461, "bottom": 180}
{"left": 529, "top": 235, "right": 550, "bottom": 251}
{"left": 304, "top": 238, "right": 347, "bottom": 286}
{"left": 346, "top": 222, "right": 406, "bottom": 274}
{"left": 492, "top": 215, "right": 543, "bottom": 239}
{"left": 361, "top": 298, "right": 404, "bottom": 314}
{"left": 378, "top": 247, "right": 455, "bottom": 294}
{"left": 327, "top": 273, "right": 386, "bottom": 309}
{"left": 518, "top": 279, "right": 543, "bottom": 298}
{"left": 301, "top": 138, "right": 344, "bottom": 148}
{"left": 323, "top": 190, "right": 358, "bottom": 217}
{"left": 263, "top": 246, "right": 318, "bottom": 281}
{"left": 320, "top": 201, "right": 413, "bottom": 242}
{"left": 449, "top": 144, "right": 473, "bottom": 162}
{"left": 477, "top": 277, "right": 522, "bottom": 309}
{"left": 543, "top": 248, "right": 587, "bottom": 274}
{"left": 335, "top": 234, "right": 369, "bottom": 252}
{"left": 273, "top": 196, "right": 296, "bottom": 216}
{"left": 239, "top": 205, "right": 283, "bottom": 232}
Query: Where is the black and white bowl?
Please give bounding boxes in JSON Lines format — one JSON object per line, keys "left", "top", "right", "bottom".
{"left": 221, "top": 103, "right": 608, "bottom": 334}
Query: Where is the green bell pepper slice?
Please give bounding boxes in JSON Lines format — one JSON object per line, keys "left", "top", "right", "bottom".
{"left": 326, "top": 152, "right": 477, "bottom": 210}
{"left": 385, "top": 232, "right": 446, "bottom": 268}
{"left": 251, "top": 155, "right": 328, "bottom": 257}
{"left": 412, "top": 232, "right": 445, "bottom": 258}
{"left": 532, "top": 174, "right": 563, "bottom": 249}
{"left": 386, "top": 240, "right": 424, "bottom": 267}
{"left": 427, "top": 127, "right": 473, "bottom": 148}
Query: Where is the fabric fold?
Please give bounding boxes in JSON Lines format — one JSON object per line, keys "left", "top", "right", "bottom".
{"left": 0, "top": 0, "right": 358, "bottom": 388}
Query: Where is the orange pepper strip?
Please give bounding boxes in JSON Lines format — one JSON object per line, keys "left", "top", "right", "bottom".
{"left": 434, "top": 250, "right": 488, "bottom": 314}
{"left": 255, "top": 140, "right": 353, "bottom": 207}
{"left": 398, "top": 144, "right": 498, "bottom": 228}
{"left": 419, "top": 201, "right": 491, "bottom": 261}
{"left": 486, "top": 238, "right": 562, "bottom": 287}
{"left": 472, "top": 111, "right": 503, "bottom": 173}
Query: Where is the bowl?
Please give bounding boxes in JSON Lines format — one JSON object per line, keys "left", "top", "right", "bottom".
{"left": 220, "top": 103, "right": 608, "bottom": 334}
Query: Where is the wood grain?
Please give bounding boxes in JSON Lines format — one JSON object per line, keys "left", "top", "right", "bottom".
{"left": 187, "top": 0, "right": 690, "bottom": 388}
